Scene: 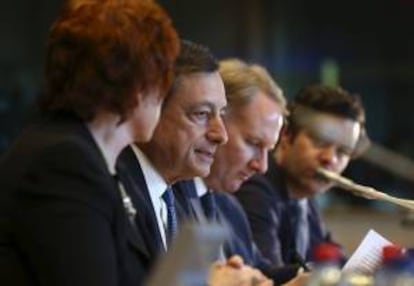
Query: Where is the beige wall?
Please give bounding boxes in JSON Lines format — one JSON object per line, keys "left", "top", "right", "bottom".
{"left": 324, "top": 206, "right": 413, "bottom": 256}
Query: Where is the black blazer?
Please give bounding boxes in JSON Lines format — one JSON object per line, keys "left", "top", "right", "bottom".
{"left": 116, "top": 145, "right": 165, "bottom": 259}
{"left": 235, "top": 155, "right": 336, "bottom": 266}
{"left": 115, "top": 145, "right": 189, "bottom": 279}
{"left": 0, "top": 114, "right": 148, "bottom": 286}
{"left": 174, "top": 181, "right": 299, "bottom": 285}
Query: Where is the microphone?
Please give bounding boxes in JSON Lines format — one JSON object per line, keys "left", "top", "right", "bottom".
{"left": 316, "top": 168, "right": 414, "bottom": 211}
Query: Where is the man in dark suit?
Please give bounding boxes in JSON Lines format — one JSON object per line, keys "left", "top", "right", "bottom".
{"left": 117, "top": 40, "right": 228, "bottom": 253}
{"left": 117, "top": 41, "right": 273, "bottom": 285}
{"left": 0, "top": 1, "right": 179, "bottom": 285}
{"left": 175, "top": 59, "right": 310, "bottom": 285}
{"left": 175, "top": 180, "right": 304, "bottom": 285}
{"left": 236, "top": 84, "right": 370, "bottom": 267}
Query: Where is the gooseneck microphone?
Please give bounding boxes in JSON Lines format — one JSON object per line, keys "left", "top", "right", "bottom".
{"left": 316, "top": 168, "right": 414, "bottom": 211}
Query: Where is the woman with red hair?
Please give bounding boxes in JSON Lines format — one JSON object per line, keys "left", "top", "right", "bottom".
{"left": 0, "top": 1, "right": 179, "bottom": 285}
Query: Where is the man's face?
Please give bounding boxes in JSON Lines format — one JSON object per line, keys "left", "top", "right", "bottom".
{"left": 279, "top": 112, "right": 361, "bottom": 198}
{"left": 148, "top": 72, "right": 228, "bottom": 182}
{"left": 207, "top": 91, "right": 284, "bottom": 193}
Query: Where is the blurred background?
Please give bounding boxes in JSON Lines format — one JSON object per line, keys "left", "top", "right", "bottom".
{"left": 0, "top": 0, "right": 413, "bottom": 250}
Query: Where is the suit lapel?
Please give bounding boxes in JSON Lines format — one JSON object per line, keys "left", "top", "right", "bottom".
{"left": 267, "top": 158, "right": 299, "bottom": 263}
{"left": 124, "top": 206, "right": 150, "bottom": 258}
{"left": 213, "top": 194, "right": 240, "bottom": 259}
{"left": 116, "top": 146, "right": 164, "bottom": 258}
{"left": 174, "top": 180, "right": 207, "bottom": 224}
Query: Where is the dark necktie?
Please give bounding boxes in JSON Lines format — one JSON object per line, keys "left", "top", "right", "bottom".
{"left": 200, "top": 192, "right": 218, "bottom": 222}
{"left": 162, "top": 186, "right": 178, "bottom": 246}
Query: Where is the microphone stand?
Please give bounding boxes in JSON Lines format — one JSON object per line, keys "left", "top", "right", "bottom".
{"left": 317, "top": 168, "right": 414, "bottom": 211}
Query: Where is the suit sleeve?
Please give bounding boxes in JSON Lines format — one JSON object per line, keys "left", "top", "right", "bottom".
{"left": 14, "top": 141, "right": 120, "bottom": 286}
{"left": 236, "top": 176, "right": 285, "bottom": 266}
{"left": 220, "top": 193, "right": 299, "bottom": 285}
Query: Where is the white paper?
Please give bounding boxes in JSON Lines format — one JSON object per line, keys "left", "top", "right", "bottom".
{"left": 342, "top": 229, "right": 393, "bottom": 274}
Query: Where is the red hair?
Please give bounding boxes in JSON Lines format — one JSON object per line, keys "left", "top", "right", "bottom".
{"left": 40, "top": 0, "right": 179, "bottom": 121}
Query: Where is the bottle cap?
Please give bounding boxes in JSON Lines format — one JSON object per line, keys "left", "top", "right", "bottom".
{"left": 382, "top": 245, "right": 403, "bottom": 264}
{"left": 312, "top": 242, "right": 342, "bottom": 262}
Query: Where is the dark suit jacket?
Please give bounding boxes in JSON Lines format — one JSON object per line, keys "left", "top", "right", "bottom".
{"left": 115, "top": 145, "right": 189, "bottom": 279}
{"left": 174, "top": 180, "right": 299, "bottom": 285}
{"left": 235, "top": 155, "right": 335, "bottom": 266}
{"left": 116, "top": 146, "right": 165, "bottom": 258}
{"left": 0, "top": 114, "right": 148, "bottom": 286}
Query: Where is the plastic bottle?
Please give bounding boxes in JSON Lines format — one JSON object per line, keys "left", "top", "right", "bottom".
{"left": 392, "top": 248, "right": 414, "bottom": 286}
{"left": 374, "top": 245, "right": 404, "bottom": 286}
{"left": 339, "top": 271, "right": 374, "bottom": 286}
{"left": 306, "top": 242, "right": 343, "bottom": 286}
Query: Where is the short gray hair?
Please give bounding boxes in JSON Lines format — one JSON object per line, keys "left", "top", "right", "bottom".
{"left": 218, "top": 58, "right": 287, "bottom": 115}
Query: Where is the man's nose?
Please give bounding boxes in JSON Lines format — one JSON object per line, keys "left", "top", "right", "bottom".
{"left": 207, "top": 115, "right": 228, "bottom": 145}
{"left": 249, "top": 149, "right": 268, "bottom": 174}
{"left": 319, "top": 145, "right": 339, "bottom": 167}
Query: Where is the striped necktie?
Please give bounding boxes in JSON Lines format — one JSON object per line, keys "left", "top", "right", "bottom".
{"left": 162, "top": 186, "right": 178, "bottom": 246}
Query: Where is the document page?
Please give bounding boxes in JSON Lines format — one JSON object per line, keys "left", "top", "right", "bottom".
{"left": 342, "top": 229, "right": 393, "bottom": 274}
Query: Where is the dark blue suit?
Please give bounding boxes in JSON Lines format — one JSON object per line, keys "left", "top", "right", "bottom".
{"left": 0, "top": 114, "right": 149, "bottom": 286}
{"left": 174, "top": 180, "right": 299, "bottom": 285}
{"left": 235, "top": 155, "right": 336, "bottom": 266}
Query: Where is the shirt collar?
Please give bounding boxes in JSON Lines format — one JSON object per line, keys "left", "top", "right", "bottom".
{"left": 130, "top": 144, "right": 168, "bottom": 199}
{"left": 194, "top": 177, "right": 209, "bottom": 197}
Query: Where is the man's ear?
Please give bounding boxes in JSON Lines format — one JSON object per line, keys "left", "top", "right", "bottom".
{"left": 274, "top": 128, "right": 289, "bottom": 157}
{"left": 277, "top": 128, "right": 291, "bottom": 151}
{"left": 274, "top": 127, "right": 291, "bottom": 164}
{"left": 351, "top": 125, "right": 371, "bottom": 159}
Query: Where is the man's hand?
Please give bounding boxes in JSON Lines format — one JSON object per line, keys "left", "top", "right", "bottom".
{"left": 282, "top": 271, "right": 310, "bottom": 286}
{"left": 208, "top": 255, "right": 273, "bottom": 286}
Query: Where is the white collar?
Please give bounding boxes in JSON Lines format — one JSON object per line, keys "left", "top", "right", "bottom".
{"left": 131, "top": 144, "right": 168, "bottom": 198}
{"left": 297, "top": 198, "right": 308, "bottom": 211}
{"left": 194, "top": 177, "right": 209, "bottom": 197}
